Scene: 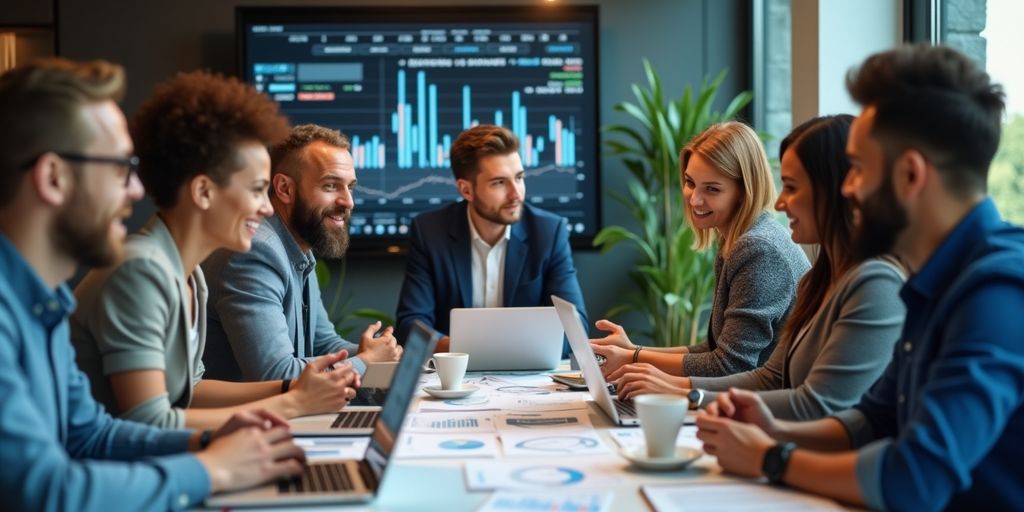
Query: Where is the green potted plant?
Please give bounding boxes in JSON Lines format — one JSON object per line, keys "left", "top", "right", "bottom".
{"left": 596, "top": 60, "right": 752, "bottom": 347}
{"left": 316, "top": 260, "right": 394, "bottom": 337}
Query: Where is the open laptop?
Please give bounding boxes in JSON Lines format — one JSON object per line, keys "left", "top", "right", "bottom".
{"left": 450, "top": 306, "right": 563, "bottom": 371}
{"left": 289, "top": 324, "right": 438, "bottom": 437}
{"left": 349, "top": 361, "right": 398, "bottom": 407}
{"left": 207, "top": 321, "right": 439, "bottom": 507}
{"left": 551, "top": 295, "right": 640, "bottom": 426}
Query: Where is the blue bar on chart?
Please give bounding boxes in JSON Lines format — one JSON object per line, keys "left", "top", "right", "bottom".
{"left": 383, "top": 69, "right": 577, "bottom": 170}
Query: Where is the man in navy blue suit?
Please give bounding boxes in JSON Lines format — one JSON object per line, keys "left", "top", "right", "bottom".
{"left": 395, "top": 124, "right": 587, "bottom": 355}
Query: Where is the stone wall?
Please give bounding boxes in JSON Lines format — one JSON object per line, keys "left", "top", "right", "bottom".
{"left": 945, "top": 0, "right": 987, "bottom": 66}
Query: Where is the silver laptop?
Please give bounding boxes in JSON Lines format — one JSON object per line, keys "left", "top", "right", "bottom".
{"left": 551, "top": 295, "right": 639, "bottom": 426}
{"left": 207, "top": 321, "right": 439, "bottom": 507}
{"left": 450, "top": 306, "right": 563, "bottom": 371}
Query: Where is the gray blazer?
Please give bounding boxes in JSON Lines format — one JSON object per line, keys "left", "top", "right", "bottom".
{"left": 202, "top": 214, "right": 363, "bottom": 382}
{"left": 71, "top": 216, "right": 206, "bottom": 429}
{"left": 690, "top": 257, "right": 907, "bottom": 420}
{"left": 684, "top": 212, "right": 810, "bottom": 377}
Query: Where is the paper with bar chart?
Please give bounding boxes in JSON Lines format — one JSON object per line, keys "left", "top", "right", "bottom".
{"left": 404, "top": 412, "right": 497, "bottom": 433}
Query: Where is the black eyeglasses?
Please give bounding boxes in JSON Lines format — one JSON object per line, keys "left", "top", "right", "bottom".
{"left": 20, "top": 152, "right": 139, "bottom": 187}
{"left": 59, "top": 153, "right": 139, "bottom": 187}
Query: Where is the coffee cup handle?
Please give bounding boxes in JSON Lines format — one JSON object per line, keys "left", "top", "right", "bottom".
{"left": 424, "top": 358, "right": 437, "bottom": 373}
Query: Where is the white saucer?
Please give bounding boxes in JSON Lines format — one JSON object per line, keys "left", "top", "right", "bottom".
{"left": 423, "top": 384, "right": 479, "bottom": 399}
{"left": 619, "top": 445, "right": 702, "bottom": 470}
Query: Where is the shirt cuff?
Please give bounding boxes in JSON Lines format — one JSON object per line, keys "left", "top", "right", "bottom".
{"left": 855, "top": 438, "right": 892, "bottom": 511}
{"left": 102, "top": 351, "right": 167, "bottom": 374}
{"left": 831, "top": 408, "right": 875, "bottom": 448}
{"left": 151, "top": 452, "right": 211, "bottom": 510}
{"left": 348, "top": 355, "right": 367, "bottom": 375}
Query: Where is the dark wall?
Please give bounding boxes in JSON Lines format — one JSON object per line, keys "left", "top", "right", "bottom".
{"left": 50, "top": 0, "right": 749, "bottom": 339}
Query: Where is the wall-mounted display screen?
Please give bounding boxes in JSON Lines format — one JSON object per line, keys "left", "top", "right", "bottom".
{"left": 237, "top": 6, "right": 600, "bottom": 251}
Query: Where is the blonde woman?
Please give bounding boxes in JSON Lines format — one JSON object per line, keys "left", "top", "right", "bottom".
{"left": 592, "top": 122, "right": 809, "bottom": 377}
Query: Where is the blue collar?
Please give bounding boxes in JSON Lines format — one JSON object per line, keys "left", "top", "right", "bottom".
{"left": 0, "top": 233, "right": 76, "bottom": 329}
{"left": 266, "top": 214, "right": 316, "bottom": 273}
{"left": 904, "top": 197, "right": 1003, "bottom": 302}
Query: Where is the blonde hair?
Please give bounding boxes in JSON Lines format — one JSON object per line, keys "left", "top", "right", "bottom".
{"left": 680, "top": 122, "right": 775, "bottom": 254}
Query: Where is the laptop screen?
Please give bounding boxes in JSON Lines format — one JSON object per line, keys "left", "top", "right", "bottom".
{"left": 364, "top": 321, "right": 439, "bottom": 479}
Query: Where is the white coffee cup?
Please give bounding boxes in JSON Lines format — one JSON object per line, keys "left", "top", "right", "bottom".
{"left": 634, "top": 394, "right": 690, "bottom": 459}
{"left": 430, "top": 352, "right": 469, "bottom": 390}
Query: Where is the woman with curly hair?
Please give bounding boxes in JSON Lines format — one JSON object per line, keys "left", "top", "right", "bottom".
{"left": 70, "top": 71, "right": 360, "bottom": 429}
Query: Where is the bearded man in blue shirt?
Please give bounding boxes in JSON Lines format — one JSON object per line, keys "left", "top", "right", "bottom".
{"left": 0, "top": 59, "right": 306, "bottom": 510}
{"left": 695, "top": 44, "right": 1024, "bottom": 511}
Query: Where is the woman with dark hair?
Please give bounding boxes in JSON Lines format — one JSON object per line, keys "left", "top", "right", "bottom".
{"left": 608, "top": 115, "right": 907, "bottom": 420}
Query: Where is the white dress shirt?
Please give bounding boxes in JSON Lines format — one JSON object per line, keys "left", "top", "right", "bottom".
{"left": 467, "top": 207, "right": 510, "bottom": 308}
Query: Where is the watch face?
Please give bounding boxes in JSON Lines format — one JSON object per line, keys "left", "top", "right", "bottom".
{"left": 687, "top": 389, "right": 702, "bottom": 408}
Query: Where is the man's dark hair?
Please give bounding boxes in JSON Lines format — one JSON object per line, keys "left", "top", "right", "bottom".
{"left": 846, "top": 44, "right": 1005, "bottom": 196}
{"left": 449, "top": 124, "right": 519, "bottom": 182}
{"left": 131, "top": 71, "right": 290, "bottom": 209}
{"left": 269, "top": 124, "right": 350, "bottom": 181}
{"left": 0, "top": 59, "right": 125, "bottom": 207}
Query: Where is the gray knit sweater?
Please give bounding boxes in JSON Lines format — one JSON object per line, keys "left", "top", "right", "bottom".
{"left": 689, "top": 257, "right": 906, "bottom": 420}
{"left": 683, "top": 212, "right": 809, "bottom": 377}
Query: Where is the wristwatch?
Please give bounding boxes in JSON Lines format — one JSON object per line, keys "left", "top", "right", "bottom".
{"left": 762, "top": 441, "right": 797, "bottom": 485}
{"left": 686, "top": 388, "right": 704, "bottom": 409}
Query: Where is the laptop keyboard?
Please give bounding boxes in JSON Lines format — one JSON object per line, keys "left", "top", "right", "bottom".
{"left": 331, "top": 410, "right": 379, "bottom": 429}
{"left": 278, "top": 463, "right": 354, "bottom": 494}
{"left": 613, "top": 399, "right": 637, "bottom": 417}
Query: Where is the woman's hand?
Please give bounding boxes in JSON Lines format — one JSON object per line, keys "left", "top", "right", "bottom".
{"left": 607, "top": 363, "right": 689, "bottom": 400}
{"left": 589, "top": 319, "right": 637, "bottom": 350}
{"left": 590, "top": 343, "right": 633, "bottom": 376}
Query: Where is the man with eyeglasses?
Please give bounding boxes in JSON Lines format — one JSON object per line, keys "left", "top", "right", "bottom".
{"left": 0, "top": 59, "right": 306, "bottom": 510}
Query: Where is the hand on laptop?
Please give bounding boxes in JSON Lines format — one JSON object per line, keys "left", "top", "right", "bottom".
{"left": 288, "top": 350, "right": 359, "bottom": 415}
{"left": 196, "top": 423, "right": 306, "bottom": 494}
{"left": 590, "top": 343, "right": 632, "bottom": 376}
{"left": 590, "top": 319, "right": 637, "bottom": 350}
{"left": 358, "top": 321, "right": 403, "bottom": 362}
{"left": 211, "top": 408, "right": 291, "bottom": 439}
{"left": 606, "top": 363, "right": 690, "bottom": 400}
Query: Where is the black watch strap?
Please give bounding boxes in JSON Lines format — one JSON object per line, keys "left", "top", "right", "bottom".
{"left": 762, "top": 441, "right": 797, "bottom": 485}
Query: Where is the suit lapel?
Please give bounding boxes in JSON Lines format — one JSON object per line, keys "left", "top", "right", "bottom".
{"left": 450, "top": 203, "right": 473, "bottom": 309}
{"left": 503, "top": 221, "right": 528, "bottom": 306}
{"left": 149, "top": 218, "right": 196, "bottom": 406}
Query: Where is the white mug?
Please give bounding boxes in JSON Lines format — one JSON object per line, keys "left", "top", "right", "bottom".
{"left": 634, "top": 394, "right": 690, "bottom": 459}
{"left": 430, "top": 352, "right": 469, "bottom": 390}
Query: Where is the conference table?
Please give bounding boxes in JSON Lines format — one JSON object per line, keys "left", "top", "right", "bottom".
{"left": 256, "top": 368, "right": 845, "bottom": 511}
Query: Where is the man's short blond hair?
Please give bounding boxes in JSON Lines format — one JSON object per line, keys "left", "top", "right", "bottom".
{"left": 0, "top": 58, "right": 125, "bottom": 206}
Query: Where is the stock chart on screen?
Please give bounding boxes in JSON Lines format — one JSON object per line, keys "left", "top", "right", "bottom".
{"left": 238, "top": 7, "right": 599, "bottom": 249}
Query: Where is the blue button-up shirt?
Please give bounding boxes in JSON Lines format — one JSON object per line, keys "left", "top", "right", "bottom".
{"left": 0, "top": 234, "right": 210, "bottom": 511}
{"left": 834, "top": 198, "right": 1024, "bottom": 511}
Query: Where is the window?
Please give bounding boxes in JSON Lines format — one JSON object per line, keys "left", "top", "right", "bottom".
{"left": 941, "top": 0, "right": 1024, "bottom": 223}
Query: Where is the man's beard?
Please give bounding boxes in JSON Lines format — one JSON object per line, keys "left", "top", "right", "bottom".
{"left": 850, "top": 161, "right": 908, "bottom": 262}
{"left": 291, "top": 191, "right": 350, "bottom": 260}
{"left": 472, "top": 199, "right": 522, "bottom": 226}
{"left": 53, "top": 185, "right": 125, "bottom": 267}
